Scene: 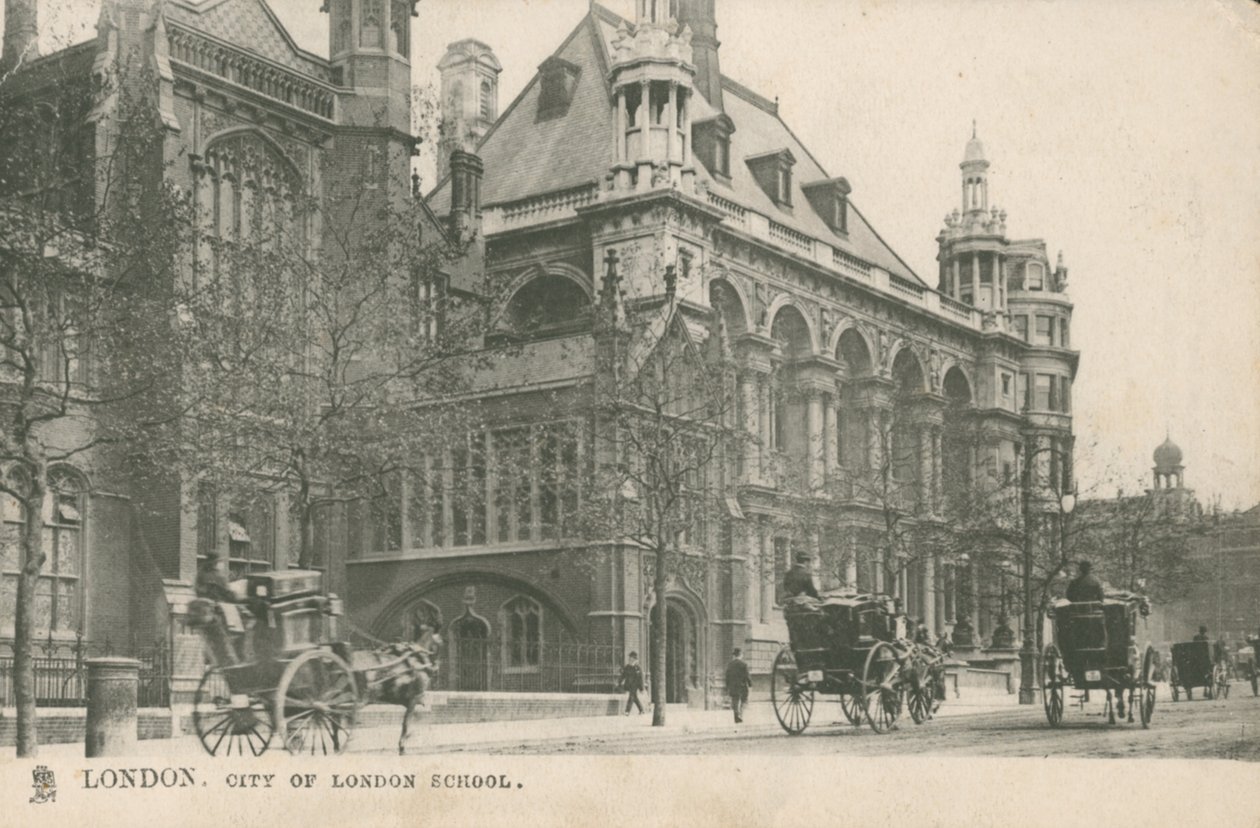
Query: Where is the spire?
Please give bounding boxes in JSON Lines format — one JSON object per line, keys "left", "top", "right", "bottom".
{"left": 677, "top": 0, "right": 722, "bottom": 109}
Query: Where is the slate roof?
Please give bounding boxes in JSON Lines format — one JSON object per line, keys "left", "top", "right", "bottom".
{"left": 165, "top": 0, "right": 330, "bottom": 77}
{"left": 429, "top": 3, "right": 924, "bottom": 285}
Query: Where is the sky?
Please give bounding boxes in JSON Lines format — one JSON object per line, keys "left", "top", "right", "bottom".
{"left": 8, "top": 0, "right": 1260, "bottom": 508}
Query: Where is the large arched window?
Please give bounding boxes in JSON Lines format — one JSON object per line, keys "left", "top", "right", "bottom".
{"left": 0, "top": 466, "right": 86, "bottom": 636}
{"left": 502, "top": 595, "right": 542, "bottom": 671}
{"left": 503, "top": 273, "right": 591, "bottom": 337}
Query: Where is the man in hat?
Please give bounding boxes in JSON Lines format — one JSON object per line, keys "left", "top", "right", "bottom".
{"left": 724, "top": 648, "right": 752, "bottom": 723}
{"left": 783, "top": 552, "right": 819, "bottom": 600}
{"left": 619, "top": 652, "right": 645, "bottom": 715}
{"left": 1065, "top": 560, "right": 1104, "bottom": 603}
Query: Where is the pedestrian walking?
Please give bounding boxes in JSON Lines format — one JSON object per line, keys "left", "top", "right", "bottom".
{"left": 725, "top": 648, "right": 752, "bottom": 723}
{"left": 619, "top": 652, "right": 645, "bottom": 715}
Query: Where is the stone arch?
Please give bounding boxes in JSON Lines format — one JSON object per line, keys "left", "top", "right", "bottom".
{"left": 369, "top": 569, "right": 581, "bottom": 642}
{"left": 706, "top": 274, "right": 750, "bottom": 336}
{"left": 834, "top": 325, "right": 874, "bottom": 378}
{"left": 643, "top": 581, "right": 709, "bottom": 704}
{"left": 942, "top": 364, "right": 974, "bottom": 406}
{"left": 891, "top": 344, "right": 926, "bottom": 396}
{"left": 200, "top": 126, "right": 304, "bottom": 191}
{"left": 768, "top": 301, "right": 816, "bottom": 359}
{"left": 500, "top": 263, "right": 594, "bottom": 334}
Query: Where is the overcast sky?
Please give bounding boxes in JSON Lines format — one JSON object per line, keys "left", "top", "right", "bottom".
{"left": 11, "top": 0, "right": 1260, "bottom": 508}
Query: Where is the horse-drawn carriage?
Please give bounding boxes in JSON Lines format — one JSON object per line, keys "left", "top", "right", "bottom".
{"left": 1168, "top": 640, "right": 1229, "bottom": 702}
{"left": 1041, "top": 592, "right": 1156, "bottom": 727}
{"left": 771, "top": 592, "right": 945, "bottom": 735}
{"left": 188, "top": 569, "right": 437, "bottom": 756}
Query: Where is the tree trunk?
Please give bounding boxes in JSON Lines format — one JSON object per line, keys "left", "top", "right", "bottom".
{"left": 14, "top": 482, "right": 47, "bottom": 758}
{"left": 651, "top": 545, "right": 668, "bottom": 727}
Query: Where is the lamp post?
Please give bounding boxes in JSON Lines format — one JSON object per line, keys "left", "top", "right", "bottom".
{"left": 1018, "top": 443, "right": 1074, "bottom": 705}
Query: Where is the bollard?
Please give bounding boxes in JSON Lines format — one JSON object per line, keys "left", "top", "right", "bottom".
{"left": 84, "top": 657, "right": 141, "bottom": 758}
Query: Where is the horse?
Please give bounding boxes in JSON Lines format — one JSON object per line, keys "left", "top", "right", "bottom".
{"left": 353, "top": 624, "right": 441, "bottom": 755}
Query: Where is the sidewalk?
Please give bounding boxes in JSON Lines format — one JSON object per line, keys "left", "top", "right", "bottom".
{"left": 7, "top": 689, "right": 1020, "bottom": 760}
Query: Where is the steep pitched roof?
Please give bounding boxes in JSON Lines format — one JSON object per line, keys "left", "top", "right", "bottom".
{"left": 429, "top": 4, "right": 923, "bottom": 284}
{"left": 165, "top": 0, "right": 329, "bottom": 76}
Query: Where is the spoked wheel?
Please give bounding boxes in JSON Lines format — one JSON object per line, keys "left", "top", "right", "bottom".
{"left": 1169, "top": 667, "right": 1180, "bottom": 701}
{"left": 770, "top": 646, "right": 814, "bottom": 735}
{"left": 1213, "top": 663, "right": 1229, "bottom": 700}
{"left": 1138, "top": 647, "right": 1156, "bottom": 728}
{"left": 907, "top": 683, "right": 931, "bottom": 725}
{"left": 861, "top": 642, "right": 903, "bottom": 734}
{"left": 1250, "top": 669, "right": 1258, "bottom": 698}
{"left": 193, "top": 667, "right": 274, "bottom": 757}
{"left": 276, "top": 649, "right": 359, "bottom": 755}
{"left": 839, "top": 691, "right": 863, "bottom": 726}
{"left": 1041, "top": 644, "right": 1065, "bottom": 728}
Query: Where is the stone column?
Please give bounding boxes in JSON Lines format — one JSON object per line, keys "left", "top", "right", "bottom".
{"left": 867, "top": 409, "right": 882, "bottom": 472}
{"left": 85, "top": 658, "right": 140, "bottom": 757}
{"left": 758, "top": 377, "right": 772, "bottom": 479}
{"left": 917, "top": 426, "right": 932, "bottom": 513}
{"left": 932, "top": 427, "right": 944, "bottom": 513}
{"left": 971, "top": 251, "right": 980, "bottom": 305}
{"left": 666, "top": 81, "right": 678, "bottom": 163}
{"left": 923, "top": 554, "right": 937, "bottom": 636}
{"left": 759, "top": 519, "right": 774, "bottom": 624}
{"left": 615, "top": 89, "right": 627, "bottom": 163}
{"left": 806, "top": 389, "right": 824, "bottom": 492}
{"left": 739, "top": 372, "right": 760, "bottom": 485}
{"left": 745, "top": 523, "right": 760, "bottom": 626}
{"left": 823, "top": 394, "right": 837, "bottom": 482}
{"left": 970, "top": 565, "right": 982, "bottom": 638}
{"left": 846, "top": 532, "right": 859, "bottom": 588}
{"left": 952, "top": 259, "right": 961, "bottom": 300}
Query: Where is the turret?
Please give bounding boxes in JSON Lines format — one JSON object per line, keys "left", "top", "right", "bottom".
{"left": 607, "top": 1, "right": 697, "bottom": 193}
{"left": 324, "top": 0, "right": 416, "bottom": 134}
{"left": 437, "top": 39, "right": 501, "bottom": 183}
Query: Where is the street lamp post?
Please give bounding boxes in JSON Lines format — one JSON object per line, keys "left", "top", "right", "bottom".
{"left": 1018, "top": 444, "right": 1074, "bottom": 705}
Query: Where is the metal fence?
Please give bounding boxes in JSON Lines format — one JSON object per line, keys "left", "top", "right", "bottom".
{"left": 434, "top": 637, "right": 624, "bottom": 694}
{"left": 0, "top": 635, "right": 172, "bottom": 708}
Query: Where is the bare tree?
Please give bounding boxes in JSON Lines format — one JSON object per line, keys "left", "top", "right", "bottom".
{"left": 0, "top": 53, "right": 186, "bottom": 755}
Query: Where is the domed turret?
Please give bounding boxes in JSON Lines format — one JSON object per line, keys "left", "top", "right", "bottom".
{"left": 1153, "top": 436, "right": 1182, "bottom": 470}
{"left": 964, "top": 133, "right": 986, "bottom": 164}
{"left": 1152, "top": 435, "right": 1185, "bottom": 489}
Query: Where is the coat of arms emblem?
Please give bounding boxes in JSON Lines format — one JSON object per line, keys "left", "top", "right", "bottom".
{"left": 29, "top": 765, "right": 56, "bottom": 804}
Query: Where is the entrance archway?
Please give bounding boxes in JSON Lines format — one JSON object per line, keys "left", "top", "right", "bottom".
{"left": 450, "top": 611, "right": 490, "bottom": 691}
{"left": 648, "top": 598, "right": 700, "bottom": 704}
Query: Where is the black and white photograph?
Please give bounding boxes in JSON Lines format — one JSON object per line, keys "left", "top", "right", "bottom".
{"left": 0, "top": 0, "right": 1258, "bottom": 825}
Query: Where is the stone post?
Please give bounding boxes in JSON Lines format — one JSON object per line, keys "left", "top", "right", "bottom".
{"left": 85, "top": 657, "right": 141, "bottom": 757}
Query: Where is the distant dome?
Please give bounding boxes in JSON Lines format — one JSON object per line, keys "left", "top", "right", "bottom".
{"left": 963, "top": 135, "right": 986, "bottom": 164}
{"left": 1153, "top": 437, "right": 1183, "bottom": 469}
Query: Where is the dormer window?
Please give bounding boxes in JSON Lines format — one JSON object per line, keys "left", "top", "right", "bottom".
{"left": 1026, "top": 262, "right": 1044, "bottom": 290}
{"left": 746, "top": 149, "right": 796, "bottom": 208}
{"left": 692, "top": 114, "right": 734, "bottom": 180}
{"left": 802, "top": 177, "right": 852, "bottom": 235}
{"left": 536, "top": 56, "right": 581, "bottom": 122}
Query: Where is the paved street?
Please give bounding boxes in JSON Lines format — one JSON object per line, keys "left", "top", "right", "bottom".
{"left": 427, "top": 686, "right": 1260, "bottom": 761}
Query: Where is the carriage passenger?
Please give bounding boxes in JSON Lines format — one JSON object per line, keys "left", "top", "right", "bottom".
{"left": 1065, "top": 561, "right": 1104, "bottom": 603}
{"left": 783, "top": 552, "right": 820, "bottom": 601}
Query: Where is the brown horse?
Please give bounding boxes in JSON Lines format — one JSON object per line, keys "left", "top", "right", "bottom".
{"left": 354, "top": 625, "right": 441, "bottom": 755}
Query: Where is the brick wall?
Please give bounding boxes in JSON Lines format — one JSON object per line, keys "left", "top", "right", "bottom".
{"left": 0, "top": 709, "right": 172, "bottom": 747}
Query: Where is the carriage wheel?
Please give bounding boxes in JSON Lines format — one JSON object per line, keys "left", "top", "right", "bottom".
{"left": 276, "top": 649, "right": 359, "bottom": 756}
{"left": 907, "top": 684, "right": 931, "bottom": 725}
{"left": 1251, "top": 668, "right": 1258, "bottom": 698}
{"left": 1041, "top": 644, "right": 1065, "bottom": 728}
{"left": 192, "top": 667, "right": 274, "bottom": 757}
{"left": 1213, "top": 663, "right": 1229, "bottom": 700}
{"left": 861, "top": 642, "right": 903, "bottom": 734}
{"left": 1138, "top": 647, "right": 1156, "bottom": 728}
{"left": 770, "top": 647, "right": 814, "bottom": 735}
{"left": 839, "top": 692, "right": 863, "bottom": 726}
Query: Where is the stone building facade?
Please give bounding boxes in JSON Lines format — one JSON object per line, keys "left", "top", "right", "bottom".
{"left": 1, "top": 0, "right": 1083, "bottom": 704}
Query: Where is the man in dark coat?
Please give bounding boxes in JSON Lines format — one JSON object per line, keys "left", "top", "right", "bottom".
{"left": 619, "top": 652, "right": 645, "bottom": 715}
{"left": 724, "top": 648, "right": 752, "bottom": 723}
{"left": 1193, "top": 625, "right": 1210, "bottom": 643}
{"left": 783, "top": 552, "right": 819, "bottom": 600}
{"left": 1065, "top": 561, "right": 1104, "bottom": 603}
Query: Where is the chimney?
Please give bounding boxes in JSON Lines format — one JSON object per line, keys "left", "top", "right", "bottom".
{"left": 2, "top": 0, "right": 39, "bottom": 73}
{"left": 448, "top": 149, "right": 483, "bottom": 238}
{"left": 677, "top": 0, "right": 722, "bottom": 109}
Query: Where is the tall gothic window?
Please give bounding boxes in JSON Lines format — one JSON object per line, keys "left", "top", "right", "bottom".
{"left": 502, "top": 596, "right": 542, "bottom": 670}
{"left": 0, "top": 466, "right": 86, "bottom": 636}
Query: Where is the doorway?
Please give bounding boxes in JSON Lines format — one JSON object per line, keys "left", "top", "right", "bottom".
{"left": 649, "top": 600, "right": 698, "bottom": 704}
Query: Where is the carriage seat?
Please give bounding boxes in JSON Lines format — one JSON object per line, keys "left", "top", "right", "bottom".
{"left": 1057, "top": 601, "right": 1108, "bottom": 652}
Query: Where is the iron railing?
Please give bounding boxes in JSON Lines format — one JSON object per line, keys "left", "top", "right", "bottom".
{"left": 431, "top": 637, "right": 624, "bottom": 694}
{"left": 0, "top": 634, "right": 171, "bottom": 708}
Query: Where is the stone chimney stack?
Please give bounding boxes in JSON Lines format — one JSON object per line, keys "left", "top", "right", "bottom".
{"left": 677, "top": 0, "right": 722, "bottom": 110}
{"left": 2, "top": 0, "right": 40, "bottom": 73}
{"left": 448, "top": 149, "right": 483, "bottom": 238}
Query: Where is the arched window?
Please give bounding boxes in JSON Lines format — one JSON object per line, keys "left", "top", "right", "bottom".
{"left": 0, "top": 466, "right": 86, "bottom": 635}
{"left": 503, "top": 273, "right": 591, "bottom": 336}
{"left": 479, "top": 79, "right": 494, "bottom": 121}
{"left": 226, "top": 495, "right": 275, "bottom": 578}
{"left": 502, "top": 596, "right": 542, "bottom": 670}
